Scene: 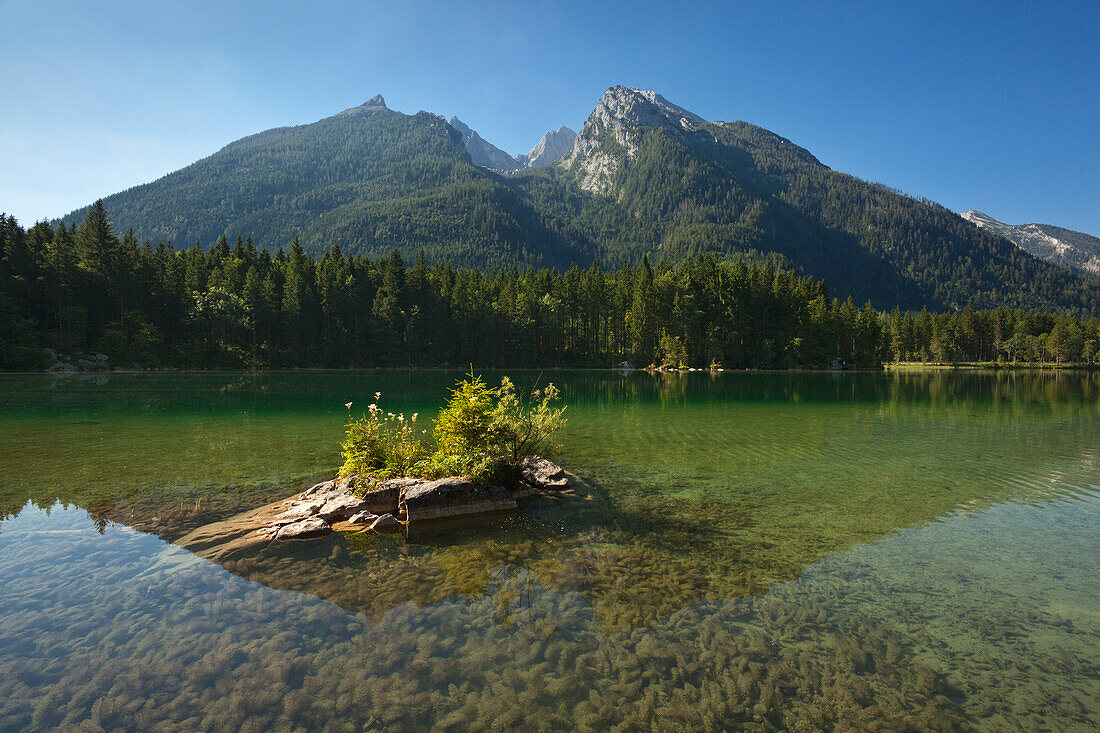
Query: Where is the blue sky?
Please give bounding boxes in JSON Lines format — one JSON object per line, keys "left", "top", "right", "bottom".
{"left": 2, "top": 0, "right": 1097, "bottom": 234}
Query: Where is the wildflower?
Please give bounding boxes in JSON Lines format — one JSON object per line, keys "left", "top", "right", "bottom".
{"left": 344, "top": 401, "right": 353, "bottom": 415}
{"left": 375, "top": 392, "right": 382, "bottom": 400}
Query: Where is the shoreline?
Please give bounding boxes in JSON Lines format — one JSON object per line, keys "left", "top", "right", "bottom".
{"left": 5, "top": 363, "right": 1098, "bottom": 375}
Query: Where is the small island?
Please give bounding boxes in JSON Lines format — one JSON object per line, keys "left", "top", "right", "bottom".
{"left": 177, "top": 374, "right": 569, "bottom": 559}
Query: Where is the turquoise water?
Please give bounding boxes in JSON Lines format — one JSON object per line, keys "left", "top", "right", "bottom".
{"left": 0, "top": 370, "right": 1097, "bottom": 730}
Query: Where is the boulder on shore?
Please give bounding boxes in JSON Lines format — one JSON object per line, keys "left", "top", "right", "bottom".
{"left": 368, "top": 513, "right": 401, "bottom": 533}
{"left": 275, "top": 517, "right": 332, "bottom": 540}
{"left": 522, "top": 456, "right": 569, "bottom": 490}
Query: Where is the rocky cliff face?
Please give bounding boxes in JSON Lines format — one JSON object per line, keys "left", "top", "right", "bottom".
{"left": 960, "top": 210, "right": 1100, "bottom": 277}
{"left": 564, "top": 86, "right": 709, "bottom": 192}
{"left": 517, "top": 126, "right": 578, "bottom": 168}
{"left": 448, "top": 116, "right": 521, "bottom": 171}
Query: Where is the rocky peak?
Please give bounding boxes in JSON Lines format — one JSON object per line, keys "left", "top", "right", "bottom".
{"left": 517, "top": 125, "right": 578, "bottom": 168}
{"left": 565, "top": 86, "right": 710, "bottom": 192}
{"left": 590, "top": 86, "right": 706, "bottom": 131}
{"left": 334, "top": 94, "right": 390, "bottom": 118}
{"left": 448, "top": 116, "right": 521, "bottom": 172}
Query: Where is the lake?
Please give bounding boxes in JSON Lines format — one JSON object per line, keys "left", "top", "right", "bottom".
{"left": 0, "top": 369, "right": 1097, "bottom": 731}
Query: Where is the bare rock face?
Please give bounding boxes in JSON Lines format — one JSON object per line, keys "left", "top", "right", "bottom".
{"left": 399, "top": 477, "right": 518, "bottom": 523}
{"left": 517, "top": 126, "right": 578, "bottom": 168}
{"left": 564, "top": 86, "right": 708, "bottom": 193}
{"left": 449, "top": 116, "right": 522, "bottom": 172}
{"left": 347, "top": 510, "right": 379, "bottom": 525}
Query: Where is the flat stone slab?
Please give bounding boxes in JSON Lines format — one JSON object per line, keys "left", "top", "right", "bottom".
{"left": 275, "top": 516, "right": 332, "bottom": 540}
{"left": 318, "top": 494, "right": 368, "bottom": 521}
{"left": 400, "top": 477, "right": 517, "bottom": 523}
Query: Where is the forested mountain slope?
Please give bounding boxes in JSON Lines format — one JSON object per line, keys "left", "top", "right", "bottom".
{"left": 58, "top": 87, "right": 1100, "bottom": 313}
{"left": 61, "top": 97, "right": 589, "bottom": 269}
{"left": 552, "top": 87, "right": 1100, "bottom": 312}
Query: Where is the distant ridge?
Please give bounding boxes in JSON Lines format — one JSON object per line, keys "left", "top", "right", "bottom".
{"left": 960, "top": 210, "right": 1100, "bottom": 277}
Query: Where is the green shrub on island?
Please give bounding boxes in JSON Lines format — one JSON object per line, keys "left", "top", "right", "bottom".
{"left": 339, "top": 375, "right": 566, "bottom": 486}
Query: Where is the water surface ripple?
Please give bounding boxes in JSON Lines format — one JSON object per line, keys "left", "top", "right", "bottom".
{"left": 0, "top": 370, "right": 1097, "bottom": 731}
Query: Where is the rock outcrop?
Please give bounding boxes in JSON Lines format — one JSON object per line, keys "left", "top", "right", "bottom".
{"left": 449, "top": 116, "right": 522, "bottom": 171}
{"left": 564, "top": 86, "right": 709, "bottom": 192}
{"left": 174, "top": 459, "right": 570, "bottom": 557}
{"left": 517, "top": 126, "right": 578, "bottom": 168}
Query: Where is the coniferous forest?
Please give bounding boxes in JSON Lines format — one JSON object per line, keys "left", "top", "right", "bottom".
{"left": 2, "top": 203, "right": 1098, "bottom": 371}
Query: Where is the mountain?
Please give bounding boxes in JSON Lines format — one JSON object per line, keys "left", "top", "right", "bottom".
{"left": 517, "top": 126, "right": 577, "bottom": 167}
{"left": 539, "top": 86, "right": 1099, "bottom": 311}
{"left": 450, "top": 118, "right": 577, "bottom": 170}
{"left": 59, "top": 97, "right": 588, "bottom": 268}
{"left": 564, "top": 86, "right": 708, "bottom": 192}
{"left": 960, "top": 210, "right": 1100, "bottom": 277}
{"left": 58, "top": 86, "right": 1100, "bottom": 314}
{"left": 448, "top": 116, "right": 521, "bottom": 171}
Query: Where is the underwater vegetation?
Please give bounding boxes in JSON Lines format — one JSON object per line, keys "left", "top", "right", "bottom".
{"left": 1, "top": 500, "right": 1097, "bottom": 732}
{"left": 1, "top": 370, "right": 1098, "bottom": 730}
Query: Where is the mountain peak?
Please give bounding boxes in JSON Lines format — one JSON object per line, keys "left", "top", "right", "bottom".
{"left": 362, "top": 94, "right": 387, "bottom": 108}
{"left": 518, "top": 126, "right": 578, "bottom": 168}
{"left": 596, "top": 86, "right": 707, "bottom": 129}
{"left": 565, "top": 86, "right": 710, "bottom": 192}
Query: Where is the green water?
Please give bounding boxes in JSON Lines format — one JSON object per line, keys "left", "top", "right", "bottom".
{"left": 0, "top": 370, "right": 1097, "bottom": 731}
